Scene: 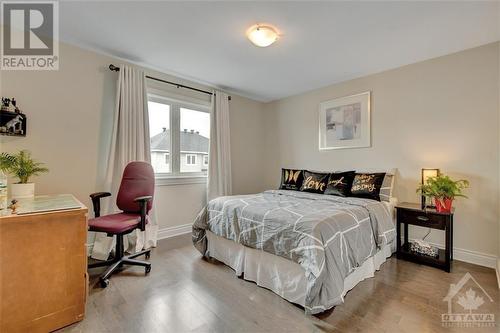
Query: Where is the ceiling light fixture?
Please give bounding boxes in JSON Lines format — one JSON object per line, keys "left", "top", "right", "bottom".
{"left": 246, "top": 24, "right": 279, "bottom": 47}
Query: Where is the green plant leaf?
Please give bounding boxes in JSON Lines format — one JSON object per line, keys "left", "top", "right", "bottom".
{"left": 0, "top": 152, "right": 16, "bottom": 171}
{"left": 416, "top": 174, "right": 469, "bottom": 200}
{"left": 0, "top": 150, "right": 49, "bottom": 183}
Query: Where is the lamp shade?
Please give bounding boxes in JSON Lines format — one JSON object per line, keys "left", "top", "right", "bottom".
{"left": 421, "top": 168, "right": 440, "bottom": 185}
{"left": 421, "top": 168, "right": 440, "bottom": 209}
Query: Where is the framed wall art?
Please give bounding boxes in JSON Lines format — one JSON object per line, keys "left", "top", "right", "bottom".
{"left": 318, "top": 91, "right": 371, "bottom": 150}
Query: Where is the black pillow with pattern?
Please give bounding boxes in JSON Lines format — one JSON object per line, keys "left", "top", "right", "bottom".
{"left": 324, "top": 171, "right": 356, "bottom": 197}
{"left": 279, "top": 168, "right": 304, "bottom": 191}
{"left": 350, "top": 173, "right": 386, "bottom": 201}
{"left": 300, "top": 171, "right": 329, "bottom": 194}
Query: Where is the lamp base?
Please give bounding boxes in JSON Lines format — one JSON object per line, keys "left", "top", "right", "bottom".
{"left": 421, "top": 195, "right": 436, "bottom": 210}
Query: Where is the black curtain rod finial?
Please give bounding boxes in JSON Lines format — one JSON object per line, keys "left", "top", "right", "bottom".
{"left": 109, "top": 64, "right": 120, "bottom": 72}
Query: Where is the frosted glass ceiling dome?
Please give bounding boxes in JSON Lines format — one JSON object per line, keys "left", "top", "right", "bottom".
{"left": 246, "top": 24, "right": 279, "bottom": 47}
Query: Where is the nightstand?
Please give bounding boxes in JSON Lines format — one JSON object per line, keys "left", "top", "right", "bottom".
{"left": 395, "top": 202, "right": 454, "bottom": 272}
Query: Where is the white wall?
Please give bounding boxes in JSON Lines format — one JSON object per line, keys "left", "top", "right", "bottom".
{"left": 263, "top": 43, "right": 500, "bottom": 261}
{"left": 0, "top": 41, "right": 267, "bottom": 239}
{"left": 230, "top": 94, "right": 267, "bottom": 195}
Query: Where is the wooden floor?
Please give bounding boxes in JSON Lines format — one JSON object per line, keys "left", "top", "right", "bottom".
{"left": 60, "top": 235, "right": 499, "bottom": 333}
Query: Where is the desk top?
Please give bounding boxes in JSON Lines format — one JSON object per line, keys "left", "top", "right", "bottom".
{"left": 0, "top": 194, "right": 86, "bottom": 217}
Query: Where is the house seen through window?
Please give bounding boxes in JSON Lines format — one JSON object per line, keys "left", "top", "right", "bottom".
{"left": 148, "top": 96, "right": 210, "bottom": 177}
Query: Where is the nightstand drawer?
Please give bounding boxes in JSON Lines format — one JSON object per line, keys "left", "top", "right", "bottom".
{"left": 397, "top": 209, "right": 447, "bottom": 229}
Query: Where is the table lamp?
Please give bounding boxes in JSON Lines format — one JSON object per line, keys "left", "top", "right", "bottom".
{"left": 421, "top": 168, "right": 440, "bottom": 209}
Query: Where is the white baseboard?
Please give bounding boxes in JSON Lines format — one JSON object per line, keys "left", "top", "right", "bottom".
{"left": 86, "top": 224, "right": 192, "bottom": 254}
{"left": 452, "top": 247, "right": 498, "bottom": 269}
{"left": 157, "top": 223, "right": 192, "bottom": 240}
{"left": 409, "top": 238, "right": 498, "bottom": 269}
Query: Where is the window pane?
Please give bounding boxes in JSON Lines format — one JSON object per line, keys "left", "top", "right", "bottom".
{"left": 149, "top": 101, "right": 171, "bottom": 173}
{"left": 186, "top": 154, "right": 197, "bottom": 165}
{"left": 180, "top": 108, "right": 209, "bottom": 173}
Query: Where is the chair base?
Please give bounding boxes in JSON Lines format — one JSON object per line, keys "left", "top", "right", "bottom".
{"left": 88, "top": 234, "right": 151, "bottom": 288}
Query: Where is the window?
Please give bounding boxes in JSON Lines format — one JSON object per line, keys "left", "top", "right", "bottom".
{"left": 180, "top": 108, "right": 210, "bottom": 173}
{"left": 148, "top": 93, "right": 210, "bottom": 181}
{"left": 186, "top": 154, "right": 196, "bottom": 165}
{"left": 148, "top": 101, "right": 170, "bottom": 173}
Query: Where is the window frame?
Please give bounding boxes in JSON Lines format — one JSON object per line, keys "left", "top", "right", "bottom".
{"left": 147, "top": 91, "right": 210, "bottom": 185}
{"left": 186, "top": 154, "right": 197, "bottom": 165}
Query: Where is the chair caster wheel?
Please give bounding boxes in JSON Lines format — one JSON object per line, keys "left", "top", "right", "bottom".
{"left": 145, "top": 265, "right": 151, "bottom": 274}
{"left": 100, "top": 278, "right": 109, "bottom": 288}
{"left": 145, "top": 251, "right": 151, "bottom": 259}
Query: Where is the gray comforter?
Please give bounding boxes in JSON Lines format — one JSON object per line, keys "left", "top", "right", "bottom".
{"left": 192, "top": 190, "right": 396, "bottom": 314}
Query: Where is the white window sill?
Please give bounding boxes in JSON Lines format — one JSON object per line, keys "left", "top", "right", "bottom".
{"left": 155, "top": 175, "right": 207, "bottom": 186}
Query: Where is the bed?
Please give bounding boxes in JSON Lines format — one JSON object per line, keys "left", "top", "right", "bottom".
{"left": 192, "top": 188, "right": 397, "bottom": 314}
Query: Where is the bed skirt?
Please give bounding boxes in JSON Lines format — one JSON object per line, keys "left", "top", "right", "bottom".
{"left": 206, "top": 231, "right": 395, "bottom": 308}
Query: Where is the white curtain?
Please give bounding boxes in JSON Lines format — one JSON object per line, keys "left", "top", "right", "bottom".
{"left": 207, "top": 91, "right": 232, "bottom": 201}
{"left": 91, "top": 65, "right": 158, "bottom": 260}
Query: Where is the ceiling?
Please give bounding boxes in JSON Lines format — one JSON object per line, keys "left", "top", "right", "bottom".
{"left": 59, "top": 1, "right": 500, "bottom": 102}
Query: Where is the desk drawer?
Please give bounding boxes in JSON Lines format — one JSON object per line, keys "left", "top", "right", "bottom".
{"left": 398, "top": 209, "right": 447, "bottom": 229}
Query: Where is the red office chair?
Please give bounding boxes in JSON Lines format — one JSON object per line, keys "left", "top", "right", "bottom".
{"left": 88, "top": 161, "right": 155, "bottom": 288}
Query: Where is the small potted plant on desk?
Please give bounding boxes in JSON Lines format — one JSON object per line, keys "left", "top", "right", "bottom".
{"left": 416, "top": 174, "right": 469, "bottom": 213}
{"left": 0, "top": 150, "right": 49, "bottom": 199}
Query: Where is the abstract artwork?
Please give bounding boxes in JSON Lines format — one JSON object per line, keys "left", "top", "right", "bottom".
{"left": 319, "top": 91, "right": 371, "bottom": 150}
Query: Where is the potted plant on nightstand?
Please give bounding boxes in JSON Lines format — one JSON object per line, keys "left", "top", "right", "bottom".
{"left": 0, "top": 150, "right": 49, "bottom": 198}
{"left": 416, "top": 174, "right": 469, "bottom": 213}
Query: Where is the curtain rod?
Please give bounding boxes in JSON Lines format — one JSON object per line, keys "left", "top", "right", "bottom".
{"left": 108, "top": 64, "right": 231, "bottom": 100}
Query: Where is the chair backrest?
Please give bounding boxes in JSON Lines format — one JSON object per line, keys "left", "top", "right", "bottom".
{"left": 116, "top": 161, "right": 155, "bottom": 213}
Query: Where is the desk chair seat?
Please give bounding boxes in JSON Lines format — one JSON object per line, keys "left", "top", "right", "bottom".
{"left": 88, "top": 213, "right": 148, "bottom": 234}
{"left": 88, "top": 161, "right": 155, "bottom": 288}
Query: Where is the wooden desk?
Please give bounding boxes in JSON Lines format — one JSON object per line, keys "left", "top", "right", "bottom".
{"left": 0, "top": 195, "right": 88, "bottom": 332}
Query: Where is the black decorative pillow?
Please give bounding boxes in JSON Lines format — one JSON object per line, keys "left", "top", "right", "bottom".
{"left": 350, "top": 173, "right": 386, "bottom": 201}
{"left": 324, "top": 171, "right": 356, "bottom": 197}
{"left": 279, "top": 168, "right": 304, "bottom": 191}
{"left": 300, "top": 171, "right": 329, "bottom": 194}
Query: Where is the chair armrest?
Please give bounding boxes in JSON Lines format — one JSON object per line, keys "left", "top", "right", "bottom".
{"left": 89, "top": 192, "right": 111, "bottom": 218}
{"left": 134, "top": 195, "right": 153, "bottom": 203}
{"left": 90, "top": 192, "right": 111, "bottom": 200}
{"left": 134, "top": 196, "right": 153, "bottom": 231}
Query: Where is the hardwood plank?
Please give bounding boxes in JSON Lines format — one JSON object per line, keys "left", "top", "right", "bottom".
{"left": 59, "top": 235, "right": 499, "bottom": 333}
